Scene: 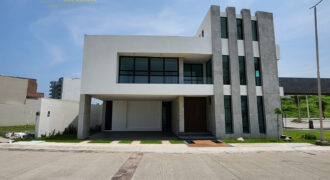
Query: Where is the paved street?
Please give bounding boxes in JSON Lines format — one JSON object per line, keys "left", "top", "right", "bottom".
{"left": 0, "top": 150, "right": 329, "bottom": 180}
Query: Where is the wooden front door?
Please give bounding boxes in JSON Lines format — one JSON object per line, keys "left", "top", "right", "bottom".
{"left": 184, "top": 97, "right": 207, "bottom": 132}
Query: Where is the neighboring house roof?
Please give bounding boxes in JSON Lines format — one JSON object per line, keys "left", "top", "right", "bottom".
{"left": 279, "top": 77, "right": 330, "bottom": 95}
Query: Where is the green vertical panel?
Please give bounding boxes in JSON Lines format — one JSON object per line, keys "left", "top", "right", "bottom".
{"left": 239, "top": 56, "right": 246, "bottom": 85}
{"left": 222, "top": 55, "right": 230, "bottom": 85}
{"left": 252, "top": 20, "right": 259, "bottom": 41}
{"left": 236, "top": 19, "right": 243, "bottom": 40}
{"left": 254, "top": 57, "right": 261, "bottom": 86}
{"left": 221, "top": 17, "right": 228, "bottom": 38}
{"left": 257, "top": 96, "right": 266, "bottom": 133}
{"left": 241, "top": 96, "right": 250, "bottom": 133}
{"left": 224, "top": 95, "right": 233, "bottom": 134}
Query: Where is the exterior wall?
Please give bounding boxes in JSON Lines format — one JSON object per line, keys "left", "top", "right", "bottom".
{"left": 81, "top": 35, "right": 212, "bottom": 96}
{"left": 0, "top": 99, "right": 39, "bottom": 126}
{"left": 35, "top": 98, "right": 79, "bottom": 137}
{"left": 112, "top": 100, "right": 162, "bottom": 131}
{"left": 62, "top": 78, "right": 81, "bottom": 102}
{"left": 35, "top": 98, "right": 101, "bottom": 137}
{"left": 0, "top": 76, "right": 28, "bottom": 104}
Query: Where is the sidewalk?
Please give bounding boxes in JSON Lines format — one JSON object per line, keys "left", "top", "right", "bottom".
{"left": 1, "top": 141, "right": 329, "bottom": 154}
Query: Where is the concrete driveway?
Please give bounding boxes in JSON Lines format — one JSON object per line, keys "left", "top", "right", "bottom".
{"left": 0, "top": 150, "right": 329, "bottom": 180}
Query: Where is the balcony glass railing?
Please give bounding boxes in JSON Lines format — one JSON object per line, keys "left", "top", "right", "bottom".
{"left": 118, "top": 76, "right": 213, "bottom": 84}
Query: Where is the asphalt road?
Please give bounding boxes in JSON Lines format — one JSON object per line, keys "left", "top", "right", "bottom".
{"left": 0, "top": 150, "right": 329, "bottom": 180}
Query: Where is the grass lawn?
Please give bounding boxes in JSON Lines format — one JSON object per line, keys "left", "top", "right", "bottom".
{"left": 0, "top": 125, "right": 35, "bottom": 137}
{"left": 222, "top": 130, "right": 330, "bottom": 144}
{"left": 88, "top": 140, "right": 112, "bottom": 143}
{"left": 118, "top": 140, "right": 133, "bottom": 144}
{"left": 140, "top": 140, "right": 162, "bottom": 144}
{"left": 169, "top": 140, "right": 185, "bottom": 144}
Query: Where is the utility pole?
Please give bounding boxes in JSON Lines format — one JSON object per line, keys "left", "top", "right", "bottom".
{"left": 310, "top": 0, "right": 327, "bottom": 145}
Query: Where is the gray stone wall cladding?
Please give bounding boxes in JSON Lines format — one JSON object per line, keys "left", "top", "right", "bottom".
{"left": 209, "top": 6, "right": 281, "bottom": 138}
{"left": 210, "top": 5, "right": 226, "bottom": 138}
{"left": 256, "top": 11, "right": 282, "bottom": 138}
{"left": 241, "top": 9, "right": 260, "bottom": 138}
{"left": 226, "top": 7, "right": 243, "bottom": 138}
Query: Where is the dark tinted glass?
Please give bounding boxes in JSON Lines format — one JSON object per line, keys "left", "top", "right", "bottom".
{"left": 254, "top": 57, "right": 261, "bottom": 86}
{"left": 119, "top": 75, "right": 133, "bottom": 83}
{"left": 257, "top": 96, "right": 265, "bottom": 133}
{"left": 237, "top": 19, "right": 243, "bottom": 40}
{"left": 206, "top": 60, "right": 212, "bottom": 84}
{"left": 239, "top": 56, "right": 246, "bottom": 85}
{"left": 224, "top": 95, "right": 233, "bottom": 134}
{"left": 165, "top": 58, "right": 178, "bottom": 71}
{"left": 252, "top": 20, "right": 259, "bottom": 41}
{"left": 135, "top": 58, "right": 148, "bottom": 71}
{"left": 221, "top": 17, "right": 228, "bottom": 38}
{"left": 150, "top": 58, "right": 163, "bottom": 71}
{"left": 241, "top": 96, "right": 250, "bottom": 133}
{"left": 223, "top": 55, "right": 230, "bottom": 85}
{"left": 134, "top": 76, "right": 148, "bottom": 83}
{"left": 120, "top": 57, "right": 134, "bottom": 70}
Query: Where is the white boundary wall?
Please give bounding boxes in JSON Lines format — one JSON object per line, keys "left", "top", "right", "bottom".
{"left": 35, "top": 98, "right": 102, "bottom": 137}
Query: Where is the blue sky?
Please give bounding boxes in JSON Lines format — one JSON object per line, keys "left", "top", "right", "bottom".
{"left": 0, "top": 0, "right": 329, "bottom": 96}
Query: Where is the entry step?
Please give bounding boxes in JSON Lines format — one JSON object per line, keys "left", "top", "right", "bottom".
{"left": 177, "top": 132, "right": 217, "bottom": 140}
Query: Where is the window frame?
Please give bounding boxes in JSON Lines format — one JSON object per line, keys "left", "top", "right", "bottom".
{"left": 184, "top": 64, "right": 204, "bottom": 84}
{"left": 118, "top": 56, "right": 179, "bottom": 84}
{"left": 236, "top": 18, "right": 244, "bottom": 40}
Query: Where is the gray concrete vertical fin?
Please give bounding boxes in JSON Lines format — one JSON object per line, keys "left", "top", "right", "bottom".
{"left": 210, "top": 5, "right": 225, "bottom": 138}
{"left": 226, "top": 7, "right": 242, "bottom": 137}
{"left": 256, "top": 11, "right": 282, "bottom": 138}
{"left": 241, "top": 9, "right": 259, "bottom": 138}
{"left": 77, "top": 94, "right": 91, "bottom": 139}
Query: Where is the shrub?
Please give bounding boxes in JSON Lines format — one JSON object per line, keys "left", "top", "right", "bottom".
{"left": 301, "top": 133, "right": 317, "bottom": 140}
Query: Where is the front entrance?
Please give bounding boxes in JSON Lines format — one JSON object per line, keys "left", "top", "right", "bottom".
{"left": 184, "top": 97, "right": 207, "bottom": 132}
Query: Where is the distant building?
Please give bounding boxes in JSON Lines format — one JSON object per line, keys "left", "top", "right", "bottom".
{"left": 0, "top": 75, "right": 43, "bottom": 126}
{"left": 49, "top": 77, "right": 81, "bottom": 102}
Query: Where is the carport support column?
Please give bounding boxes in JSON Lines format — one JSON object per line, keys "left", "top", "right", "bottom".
{"left": 78, "top": 94, "right": 91, "bottom": 139}
{"left": 178, "top": 96, "right": 185, "bottom": 132}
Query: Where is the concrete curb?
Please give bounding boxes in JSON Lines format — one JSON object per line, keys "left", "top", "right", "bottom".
{"left": 0, "top": 141, "right": 330, "bottom": 154}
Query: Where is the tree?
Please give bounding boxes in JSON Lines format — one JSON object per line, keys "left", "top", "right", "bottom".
{"left": 315, "top": 100, "right": 328, "bottom": 119}
{"left": 274, "top": 108, "right": 283, "bottom": 140}
{"left": 293, "top": 96, "right": 302, "bottom": 122}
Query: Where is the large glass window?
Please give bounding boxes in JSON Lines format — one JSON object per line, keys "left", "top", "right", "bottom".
{"left": 252, "top": 20, "right": 259, "bottom": 41}
{"left": 206, "top": 60, "right": 212, "bottom": 84}
{"left": 118, "top": 56, "right": 178, "bottom": 84}
{"left": 221, "top": 17, "right": 228, "bottom": 38}
{"left": 239, "top": 56, "right": 246, "bottom": 85}
{"left": 237, "top": 19, "right": 244, "bottom": 40}
{"left": 224, "top": 95, "right": 233, "bottom": 134}
{"left": 254, "top": 57, "right": 262, "bottom": 86}
{"left": 223, "top": 55, "right": 230, "bottom": 85}
{"left": 241, "top": 96, "right": 250, "bottom": 133}
{"left": 257, "top": 96, "right": 266, "bottom": 133}
{"left": 184, "top": 64, "right": 203, "bottom": 84}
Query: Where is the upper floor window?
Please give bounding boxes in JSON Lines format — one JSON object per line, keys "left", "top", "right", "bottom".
{"left": 184, "top": 64, "right": 203, "bottom": 84}
{"left": 239, "top": 56, "right": 246, "bottom": 85}
{"left": 206, "top": 60, "right": 212, "bottom": 84}
{"left": 221, "top": 17, "right": 228, "bottom": 38}
{"left": 254, "top": 57, "right": 262, "bottom": 86}
{"left": 252, "top": 20, "right": 259, "bottom": 41}
{"left": 222, "top": 55, "right": 230, "bottom": 85}
{"left": 236, "top": 19, "right": 244, "bottom": 40}
{"left": 119, "top": 56, "right": 178, "bottom": 84}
